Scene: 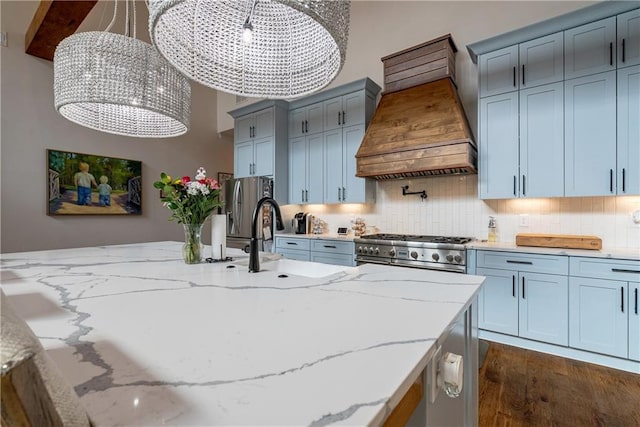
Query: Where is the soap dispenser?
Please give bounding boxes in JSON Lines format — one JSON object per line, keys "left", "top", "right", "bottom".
{"left": 488, "top": 216, "right": 497, "bottom": 243}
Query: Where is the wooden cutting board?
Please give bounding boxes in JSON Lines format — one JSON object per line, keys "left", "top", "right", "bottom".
{"left": 515, "top": 233, "right": 602, "bottom": 250}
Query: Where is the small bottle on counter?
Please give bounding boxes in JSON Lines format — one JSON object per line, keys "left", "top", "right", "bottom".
{"left": 488, "top": 216, "right": 497, "bottom": 242}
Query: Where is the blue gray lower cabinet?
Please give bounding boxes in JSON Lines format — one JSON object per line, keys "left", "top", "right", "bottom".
{"left": 275, "top": 236, "right": 355, "bottom": 267}
{"left": 475, "top": 251, "right": 569, "bottom": 346}
{"left": 473, "top": 250, "right": 640, "bottom": 371}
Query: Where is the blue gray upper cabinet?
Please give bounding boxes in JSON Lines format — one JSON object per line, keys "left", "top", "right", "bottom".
{"left": 519, "top": 82, "right": 564, "bottom": 198}
{"left": 617, "top": 65, "right": 640, "bottom": 195}
{"left": 618, "top": 8, "right": 640, "bottom": 68}
{"left": 479, "top": 32, "right": 563, "bottom": 98}
{"left": 479, "top": 45, "right": 519, "bottom": 97}
{"left": 289, "top": 102, "right": 323, "bottom": 138}
{"left": 565, "top": 17, "right": 617, "bottom": 80}
{"left": 479, "top": 92, "right": 519, "bottom": 199}
{"left": 323, "top": 91, "right": 366, "bottom": 131}
{"left": 518, "top": 32, "right": 564, "bottom": 89}
{"left": 564, "top": 71, "right": 617, "bottom": 197}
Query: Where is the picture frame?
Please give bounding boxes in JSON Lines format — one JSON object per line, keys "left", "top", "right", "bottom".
{"left": 47, "top": 149, "right": 142, "bottom": 215}
{"left": 218, "top": 172, "right": 233, "bottom": 187}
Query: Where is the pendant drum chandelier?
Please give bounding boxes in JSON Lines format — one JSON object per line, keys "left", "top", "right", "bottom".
{"left": 148, "top": 0, "right": 351, "bottom": 99}
{"left": 54, "top": 0, "right": 191, "bottom": 138}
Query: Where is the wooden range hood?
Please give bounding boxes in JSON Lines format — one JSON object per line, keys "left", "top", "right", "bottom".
{"left": 356, "top": 35, "right": 477, "bottom": 180}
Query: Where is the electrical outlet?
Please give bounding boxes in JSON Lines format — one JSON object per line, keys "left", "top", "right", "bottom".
{"left": 632, "top": 210, "right": 640, "bottom": 226}
{"left": 0, "top": 32, "right": 7, "bottom": 47}
{"left": 519, "top": 214, "right": 529, "bottom": 227}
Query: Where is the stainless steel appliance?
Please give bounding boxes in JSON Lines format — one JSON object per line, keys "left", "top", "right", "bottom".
{"left": 354, "top": 234, "right": 473, "bottom": 273}
{"left": 293, "top": 212, "right": 312, "bottom": 234}
{"left": 221, "top": 176, "right": 274, "bottom": 253}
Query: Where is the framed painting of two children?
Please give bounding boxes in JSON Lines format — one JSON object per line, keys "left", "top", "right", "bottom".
{"left": 47, "top": 149, "right": 142, "bottom": 215}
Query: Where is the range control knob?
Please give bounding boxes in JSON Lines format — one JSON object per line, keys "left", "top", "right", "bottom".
{"left": 368, "top": 247, "right": 374, "bottom": 255}
{"left": 357, "top": 246, "right": 363, "bottom": 253}
{"left": 389, "top": 249, "right": 396, "bottom": 257}
{"left": 454, "top": 255, "right": 462, "bottom": 263}
{"left": 446, "top": 254, "right": 454, "bottom": 262}
{"left": 432, "top": 253, "right": 440, "bottom": 261}
{"left": 410, "top": 251, "right": 418, "bottom": 259}
{"left": 374, "top": 247, "right": 380, "bottom": 255}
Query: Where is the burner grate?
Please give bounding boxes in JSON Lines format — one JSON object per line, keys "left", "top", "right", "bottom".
{"left": 359, "top": 234, "right": 473, "bottom": 244}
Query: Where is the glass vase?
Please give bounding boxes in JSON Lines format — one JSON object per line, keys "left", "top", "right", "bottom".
{"left": 182, "top": 223, "right": 204, "bottom": 264}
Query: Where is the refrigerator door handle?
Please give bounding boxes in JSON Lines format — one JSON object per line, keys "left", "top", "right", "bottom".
{"left": 231, "top": 180, "right": 242, "bottom": 235}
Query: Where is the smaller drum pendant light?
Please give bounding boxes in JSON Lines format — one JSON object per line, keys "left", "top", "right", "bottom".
{"left": 148, "top": 0, "right": 351, "bottom": 99}
{"left": 54, "top": 0, "right": 191, "bottom": 138}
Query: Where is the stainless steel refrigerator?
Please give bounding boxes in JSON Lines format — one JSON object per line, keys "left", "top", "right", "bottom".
{"left": 221, "top": 176, "right": 274, "bottom": 253}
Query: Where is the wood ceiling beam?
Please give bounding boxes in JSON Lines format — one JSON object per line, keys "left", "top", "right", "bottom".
{"left": 25, "top": 0, "right": 98, "bottom": 61}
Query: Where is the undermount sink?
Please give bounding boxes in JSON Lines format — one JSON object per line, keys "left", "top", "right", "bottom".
{"left": 233, "top": 255, "right": 353, "bottom": 278}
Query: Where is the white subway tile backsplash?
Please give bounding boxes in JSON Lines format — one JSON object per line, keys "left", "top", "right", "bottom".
{"left": 284, "top": 175, "right": 640, "bottom": 250}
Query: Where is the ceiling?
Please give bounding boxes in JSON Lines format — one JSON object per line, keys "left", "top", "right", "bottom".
{"left": 25, "top": 0, "right": 97, "bottom": 61}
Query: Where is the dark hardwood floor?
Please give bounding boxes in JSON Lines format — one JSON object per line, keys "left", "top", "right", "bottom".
{"left": 479, "top": 342, "right": 640, "bottom": 426}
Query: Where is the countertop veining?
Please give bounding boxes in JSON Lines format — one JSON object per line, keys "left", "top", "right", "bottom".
{"left": 275, "top": 232, "right": 357, "bottom": 242}
{"left": 0, "top": 241, "right": 484, "bottom": 426}
{"left": 468, "top": 241, "right": 640, "bottom": 261}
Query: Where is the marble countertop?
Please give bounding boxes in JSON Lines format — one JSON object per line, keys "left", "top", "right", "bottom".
{"left": 275, "top": 232, "right": 357, "bottom": 242}
{"left": 468, "top": 241, "right": 640, "bottom": 261}
{"left": 0, "top": 242, "right": 484, "bottom": 426}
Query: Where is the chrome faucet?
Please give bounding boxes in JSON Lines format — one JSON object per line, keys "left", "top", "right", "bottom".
{"left": 249, "top": 197, "right": 284, "bottom": 273}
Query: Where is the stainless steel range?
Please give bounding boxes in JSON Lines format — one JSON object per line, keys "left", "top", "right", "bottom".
{"left": 354, "top": 234, "right": 473, "bottom": 273}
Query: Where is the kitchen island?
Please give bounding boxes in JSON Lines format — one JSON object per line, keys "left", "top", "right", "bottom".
{"left": 0, "top": 242, "right": 484, "bottom": 426}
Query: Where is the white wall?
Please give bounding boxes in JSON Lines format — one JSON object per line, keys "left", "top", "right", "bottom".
{"left": 284, "top": 176, "right": 640, "bottom": 250}
{"left": 0, "top": 1, "right": 234, "bottom": 253}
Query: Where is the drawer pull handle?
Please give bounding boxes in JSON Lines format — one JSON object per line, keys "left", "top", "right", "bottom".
{"left": 621, "top": 286, "right": 624, "bottom": 313}
{"left": 506, "top": 260, "right": 533, "bottom": 265}
{"left": 286, "top": 242, "right": 298, "bottom": 245}
{"left": 611, "top": 268, "right": 640, "bottom": 274}
{"left": 324, "top": 245, "right": 337, "bottom": 249}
